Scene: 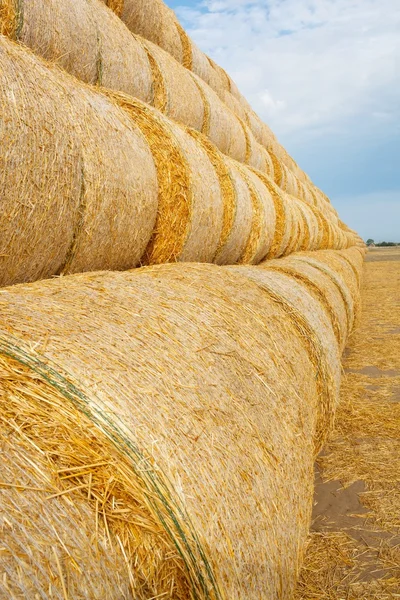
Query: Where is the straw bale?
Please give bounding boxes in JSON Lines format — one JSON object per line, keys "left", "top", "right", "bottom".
{"left": 190, "top": 73, "right": 247, "bottom": 162}
{"left": 236, "top": 168, "right": 276, "bottom": 264}
{"left": 104, "top": 91, "right": 224, "bottom": 265}
{"left": 187, "top": 130, "right": 253, "bottom": 265}
{"left": 1, "top": 0, "right": 154, "bottom": 103}
{"left": 0, "top": 36, "right": 158, "bottom": 287}
{"left": 302, "top": 250, "right": 362, "bottom": 303}
{"left": 295, "top": 200, "right": 320, "bottom": 251}
{"left": 247, "top": 169, "right": 293, "bottom": 259}
{"left": 299, "top": 181, "right": 318, "bottom": 207}
{"left": 0, "top": 262, "right": 337, "bottom": 598}
{"left": 281, "top": 165, "right": 299, "bottom": 197}
{"left": 221, "top": 89, "right": 249, "bottom": 122}
{"left": 292, "top": 254, "right": 357, "bottom": 333}
{"left": 246, "top": 132, "right": 275, "bottom": 176}
{"left": 1, "top": 0, "right": 337, "bottom": 201}
{"left": 207, "top": 56, "right": 231, "bottom": 95}
{"left": 98, "top": 0, "right": 341, "bottom": 199}
{"left": 228, "top": 266, "right": 341, "bottom": 449}
{"left": 268, "top": 148, "right": 285, "bottom": 187}
{"left": 0, "top": 416, "right": 139, "bottom": 599}
{"left": 140, "top": 37, "right": 205, "bottom": 132}
{"left": 113, "top": 0, "right": 183, "bottom": 63}
{"left": 264, "top": 254, "right": 351, "bottom": 351}
{"left": 287, "top": 202, "right": 307, "bottom": 254}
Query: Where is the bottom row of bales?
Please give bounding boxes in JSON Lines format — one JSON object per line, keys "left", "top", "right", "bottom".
{"left": 0, "top": 247, "right": 365, "bottom": 600}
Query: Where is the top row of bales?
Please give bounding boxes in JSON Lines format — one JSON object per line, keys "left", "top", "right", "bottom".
{"left": 0, "top": 0, "right": 339, "bottom": 217}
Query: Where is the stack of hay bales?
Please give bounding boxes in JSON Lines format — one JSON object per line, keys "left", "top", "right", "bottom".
{"left": 0, "top": 247, "right": 365, "bottom": 599}
{"left": 0, "top": 35, "right": 355, "bottom": 286}
{"left": 0, "top": 0, "right": 366, "bottom": 596}
{"left": 98, "top": 0, "right": 330, "bottom": 195}
{"left": 0, "top": 0, "right": 349, "bottom": 239}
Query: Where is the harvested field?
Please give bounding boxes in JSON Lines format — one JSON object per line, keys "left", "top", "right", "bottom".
{"left": 295, "top": 246, "right": 400, "bottom": 598}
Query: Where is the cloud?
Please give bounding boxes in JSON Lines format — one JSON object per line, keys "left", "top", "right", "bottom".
{"left": 175, "top": 0, "right": 400, "bottom": 141}
{"left": 170, "top": 0, "right": 400, "bottom": 238}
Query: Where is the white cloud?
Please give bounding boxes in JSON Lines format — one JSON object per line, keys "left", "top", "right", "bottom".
{"left": 176, "top": 0, "right": 400, "bottom": 141}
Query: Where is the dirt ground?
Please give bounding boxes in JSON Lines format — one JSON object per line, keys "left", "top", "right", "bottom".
{"left": 295, "top": 246, "right": 400, "bottom": 599}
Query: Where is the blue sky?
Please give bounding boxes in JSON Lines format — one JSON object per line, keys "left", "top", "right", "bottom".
{"left": 166, "top": 0, "right": 399, "bottom": 242}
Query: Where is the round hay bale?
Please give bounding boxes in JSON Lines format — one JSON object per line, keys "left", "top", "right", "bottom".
{"left": 292, "top": 253, "right": 357, "bottom": 332}
{"left": 140, "top": 38, "right": 205, "bottom": 132}
{"left": 222, "top": 89, "right": 249, "bottom": 122}
{"left": 1, "top": 0, "right": 338, "bottom": 206}
{"left": 281, "top": 165, "right": 299, "bottom": 197}
{"left": 295, "top": 199, "right": 321, "bottom": 251}
{"left": 190, "top": 73, "right": 247, "bottom": 163}
{"left": 187, "top": 130, "right": 253, "bottom": 265}
{"left": 237, "top": 168, "right": 276, "bottom": 264}
{"left": 248, "top": 169, "right": 293, "bottom": 259}
{"left": 287, "top": 202, "right": 307, "bottom": 254}
{"left": 268, "top": 147, "right": 285, "bottom": 187}
{"left": 246, "top": 133, "right": 275, "bottom": 176}
{"left": 0, "top": 36, "right": 158, "bottom": 287}
{"left": 96, "top": 0, "right": 343, "bottom": 201}
{"left": 104, "top": 91, "right": 223, "bottom": 265}
{"left": 0, "top": 418, "right": 137, "bottom": 599}
{"left": 207, "top": 56, "right": 231, "bottom": 95}
{"left": 264, "top": 255, "right": 350, "bottom": 351}
{"left": 0, "top": 262, "right": 335, "bottom": 598}
{"left": 1, "top": 0, "right": 154, "bottom": 103}
{"left": 109, "top": 0, "right": 183, "bottom": 63}
{"left": 228, "top": 266, "right": 341, "bottom": 450}
{"left": 301, "top": 251, "right": 361, "bottom": 308}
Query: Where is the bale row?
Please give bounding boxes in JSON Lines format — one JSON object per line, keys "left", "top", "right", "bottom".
{"left": 99, "top": 0, "right": 337, "bottom": 197}
{"left": 0, "top": 36, "right": 354, "bottom": 287}
{"left": 0, "top": 0, "right": 341, "bottom": 220}
{"left": 0, "top": 248, "right": 364, "bottom": 599}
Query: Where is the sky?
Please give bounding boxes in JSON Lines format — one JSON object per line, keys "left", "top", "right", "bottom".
{"left": 166, "top": 0, "right": 399, "bottom": 242}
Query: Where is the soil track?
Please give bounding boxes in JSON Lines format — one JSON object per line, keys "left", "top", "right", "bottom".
{"left": 296, "top": 246, "right": 400, "bottom": 599}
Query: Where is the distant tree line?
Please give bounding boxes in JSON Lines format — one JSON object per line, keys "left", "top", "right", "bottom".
{"left": 366, "top": 239, "right": 399, "bottom": 247}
